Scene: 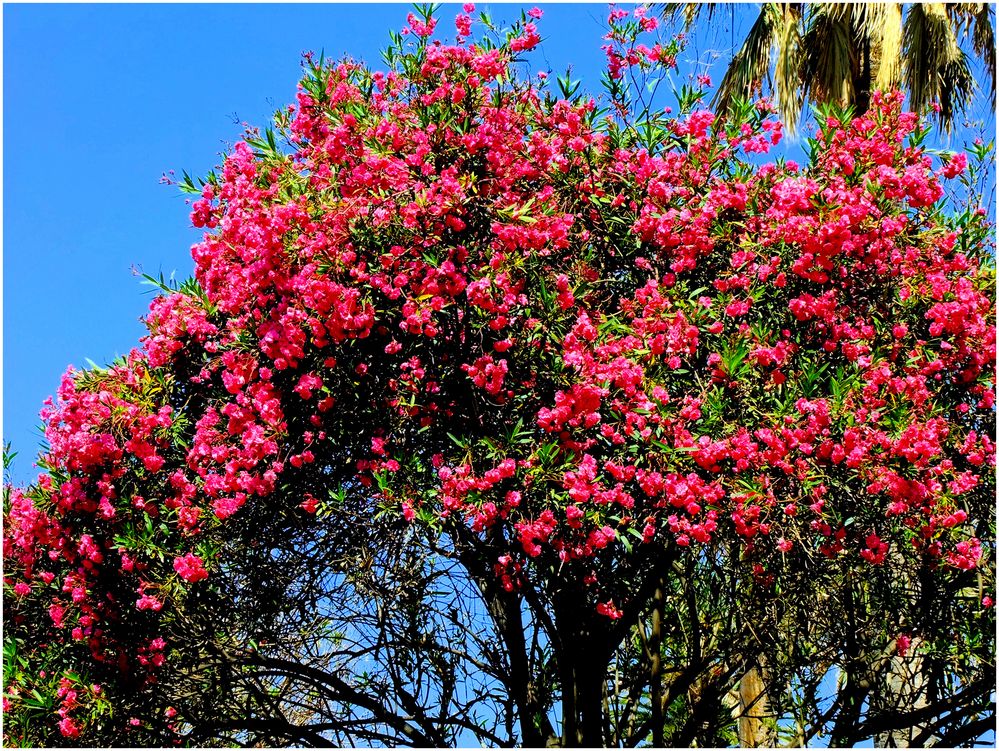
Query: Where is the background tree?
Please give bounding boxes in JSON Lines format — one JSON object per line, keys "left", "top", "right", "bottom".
{"left": 4, "top": 5, "right": 995, "bottom": 747}
{"left": 663, "top": 2, "right": 996, "bottom": 133}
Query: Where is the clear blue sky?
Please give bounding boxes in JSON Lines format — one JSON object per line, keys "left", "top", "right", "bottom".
{"left": 2, "top": 3, "right": 992, "bottom": 487}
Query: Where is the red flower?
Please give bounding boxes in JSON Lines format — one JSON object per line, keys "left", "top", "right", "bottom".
{"left": 173, "top": 553, "right": 209, "bottom": 583}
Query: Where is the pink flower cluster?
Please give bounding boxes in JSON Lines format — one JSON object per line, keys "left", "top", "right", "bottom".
{"left": 3, "top": 7, "right": 994, "bottom": 742}
{"left": 172, "top": 553, "right": 209, "bottom": 583}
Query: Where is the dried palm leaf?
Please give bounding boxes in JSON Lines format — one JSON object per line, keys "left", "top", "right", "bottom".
{"left": 713, "top": 4, "right": 780, "bottom": 115}
{"left": 774, "top": 4, "right": 806, "bottom": 132}
{"left": 866, "top": 3, "right": 905, "bottom": 92}
{"left": 801, "top": 3, "right": 857, "bottom": 106}
{"left": 904, "top": 3, "right": 975, "bottom": 130}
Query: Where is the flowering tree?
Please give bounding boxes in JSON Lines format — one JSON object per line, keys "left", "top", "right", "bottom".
{"left": 4, "top": 5, "right": 995, "bottom": 747}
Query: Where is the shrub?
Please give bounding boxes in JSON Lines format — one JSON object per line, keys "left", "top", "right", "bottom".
{"left": 4, "top": 5, "right": 994, "bottom": 746}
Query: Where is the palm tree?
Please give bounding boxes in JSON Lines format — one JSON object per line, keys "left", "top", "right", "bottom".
{"left": 662, "top": 3, "right": 996, "bottom": 133}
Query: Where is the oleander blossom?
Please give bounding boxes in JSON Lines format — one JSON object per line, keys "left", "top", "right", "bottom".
{"left": 3, "top": 5, "right": 994, "bottom": 745}
{"left": 172, "top": 553, "right": 209, "bottom": 583}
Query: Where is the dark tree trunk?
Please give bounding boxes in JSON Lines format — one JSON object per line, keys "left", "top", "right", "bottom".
{"left": 854, "top": 24, "right": 873, "bottom": 114}
{"left": 573, "top": 654, "right": 606, "bottom": 747}
{"left": 649, "top": 582, "right": 665, "bottom": 748}
{"left": 556, "top": 596, "right": 611, "bottom": 747}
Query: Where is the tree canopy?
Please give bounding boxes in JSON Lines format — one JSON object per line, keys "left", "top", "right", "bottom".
{"left": 4, "top": 5, "right": 995, "bottom": 747}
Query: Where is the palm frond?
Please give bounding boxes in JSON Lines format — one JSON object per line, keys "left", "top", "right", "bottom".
{"left": 863, "top": 3, "right": 905, "bottom": 93}
{"left": 801, "top": 3, "right": 857, "bottom": 106}
{"left": 712, "top": 4, "right": 781, "bottom": 116}
{"left": 948, "top": 2, "right": 996, "bottom": 103}
{"left": 658, "top": 3, "right": 717, "bottom": 31}
{"left": 821, "top": 2, "right": 853, "bottom": 24}
{"left": 669, "top": 0, "right": 989, "bottom": 134}
{"left": 971, "top": 5, "right": 997, "bottom": 102}
{"left": 903, "top": 3, "right": 975, "bottom": 130}
{"left": 773, "top": 4, "right": 806, "bottom": 133}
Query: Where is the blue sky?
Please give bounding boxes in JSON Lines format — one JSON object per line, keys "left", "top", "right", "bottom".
{"left": 2, "top": 3, "right": 993, "bottom": 487}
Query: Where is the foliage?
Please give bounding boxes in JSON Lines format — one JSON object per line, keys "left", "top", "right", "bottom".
{"left": 664, "top": 2, "right": 996, "bottom": 134}
{"left": 4, "top": 5, "right": 995, "bottom": 747}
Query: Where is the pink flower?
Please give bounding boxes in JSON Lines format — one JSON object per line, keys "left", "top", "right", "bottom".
{"left": 725, "top": 298, "right": 752, "bottom": 317}
{"left": 293, "top": 373, "right": 322, "bottom": 399}
{"left": 940, "top": 151, "right": 968, "bottom": 179}
{"left": 596, "top": 600, "right": 623, "bottom": 619}
{"left": 58, "top": 717, "right": 81, "bottom": 739}
{"left": 173, "top": 553, "right": 209, "bottom": 583}
{"left": 49, "top": 603, "right": 66, "bottom": 627}
{"left": 947, "top": 538, "right": 982, "bottom": 570}
{"left": 860, "top": 533, "right": 888, "bottom": 565}
{"left": 401, "top": 500, "right": 417, "bottom": 522}
{"left": 527, "top": 7, "right": 543, "bottom": 19}
{"left": 587, "top": 526, "right": 616, "bottom": 549}
{"left": 300, "top": 494, "right": 319, "bottom": 514}
{"left": 406, "top": 12, "right": 437, "bottom": 38}
{"left": 136, "top": 593, "right": 163, "bottom": 612}
{"left": 213, "top": 497, "right": 243, "bottom": 520}
{"left": 510, "top": 23, "right": 541, "bottom": 52}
